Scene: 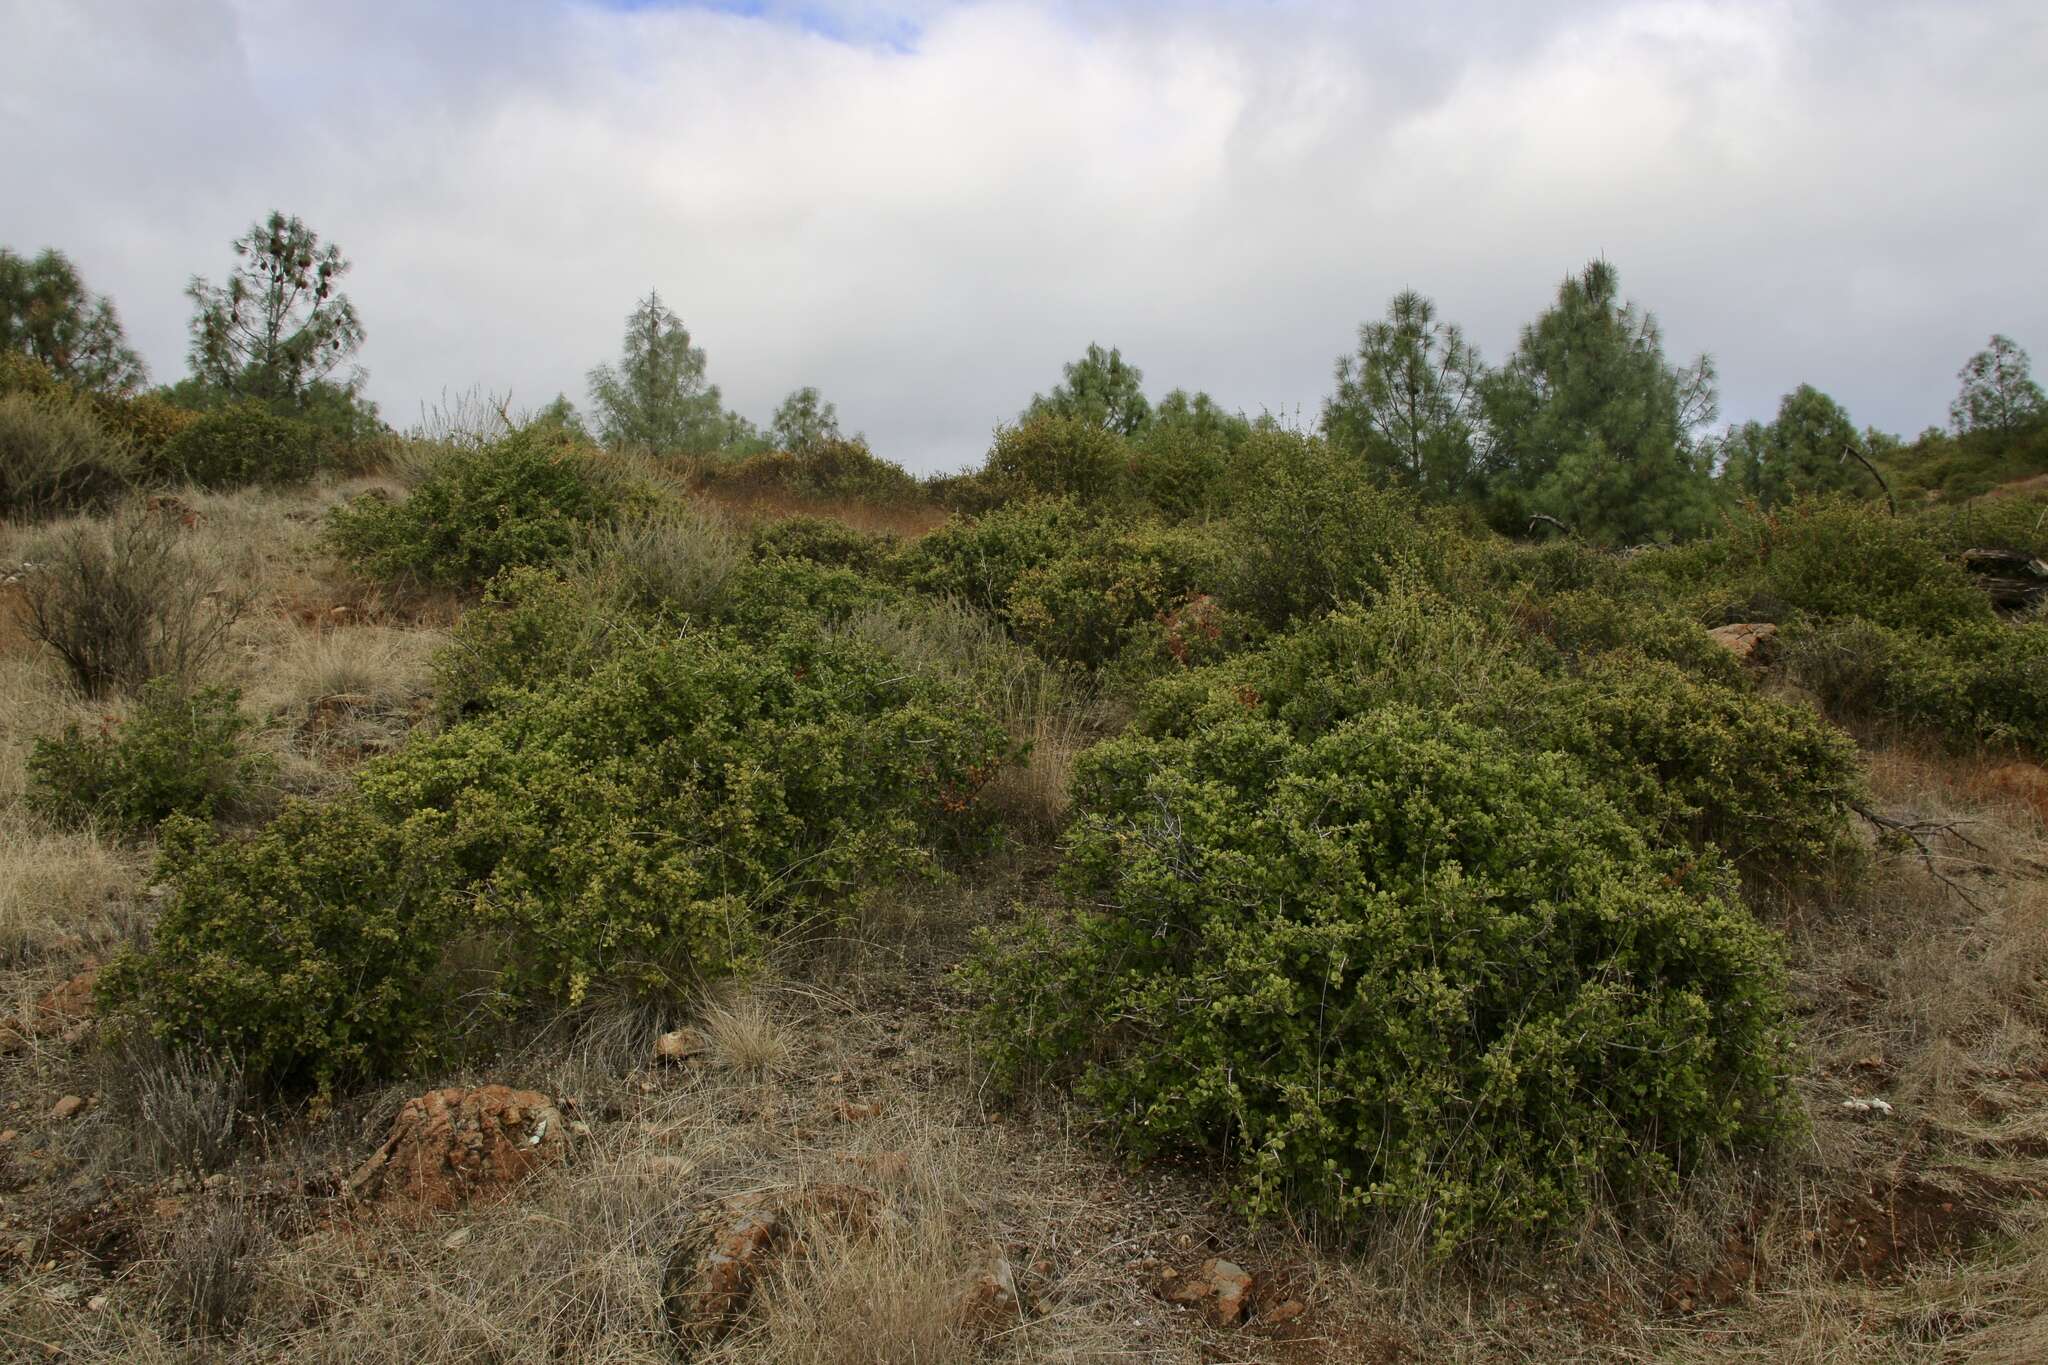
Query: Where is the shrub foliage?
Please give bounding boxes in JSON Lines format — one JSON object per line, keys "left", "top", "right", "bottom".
{"left": 968, "top": 705, "right": 1796, "bottom": 1252}
{"left": 28, "top": 681, "right": 272, "bottom": 837}
{"left": 326, "top": 430, "right": 620, "bottom": 587}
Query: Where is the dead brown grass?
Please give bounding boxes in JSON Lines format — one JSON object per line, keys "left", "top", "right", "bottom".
{"left": 696, "top": 484, "right": 951, "bottom": 540}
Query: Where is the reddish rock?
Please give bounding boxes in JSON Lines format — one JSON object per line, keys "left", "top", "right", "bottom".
{"left": 654, "top": 1028, "right": 708, "bottom": 1065}
{"left": 1707, "top": 622, "right": 1778, "bottom": 664}
{"left": 958, "top": 1254, "right": 1023, "bottom": 1333}
{"left": 1163, "top": 1257, "right": 1255, "bottom": 1328}
{"left": 33, "top": 968, "right": 98, "bottom": 1029}
{"left": 662, "top": 1183, "right": 882, "bottom": 1357}
{"left": 348, "top": 1085, "right": 570, "bottom": 1211}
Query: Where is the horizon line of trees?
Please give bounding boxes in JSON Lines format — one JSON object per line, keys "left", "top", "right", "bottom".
{"left": 5, "top": 221, "right": 2045, "bottom": 542}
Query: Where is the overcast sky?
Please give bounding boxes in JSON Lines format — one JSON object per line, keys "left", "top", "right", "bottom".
{"left": 4, "top": 0, "right": 2044, "bottom": 471}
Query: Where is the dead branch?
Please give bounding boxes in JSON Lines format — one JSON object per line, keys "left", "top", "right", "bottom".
{"left": 1839, "top": 444, "right": 1897, "bottom": 517}
{"left": 1850, "top": 802, "right": 1992, "bottom": 912}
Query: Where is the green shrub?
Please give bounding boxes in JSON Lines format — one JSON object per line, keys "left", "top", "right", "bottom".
{"left": 152, "top": 402, "right": 319, "bottom": 488}
{"left": 1914, "top": 492, "right": 2048, "bottom": 561}
{"left": 1536, "top": 654, "right": 1864, "bottom": 877}
{"left": 1783, "top": 616, "right": 2048, "bottom": 752}
{"left": 1530, "top": 588, "right": 1745, "bottom": 682}
{"left": 982, "top": 414, "right": 1130, "bottom": 505}
{"left": 1220, "top": 430, "right": 1429, "bottom": 628}
{"left": 0, "top": 389, "right": 138, "bottom": 517}
{"left": 967, "top": 705, "right": 1796, "bottom": 1254}
{"left": 1127, "top": 419, "right": 1232, "bottom": 519}
{"left": 23, "top": 510, "right": 246, "bottom": 697}
{"left": 1734, "top": 497, "right": 1992, "bottom": 634}
{"left": 893, "top": 498, "right": 1097, "bottom": 618}
{"left": 27, "top": 681, "right": 272, "bottom": 837}
{"left": 700, "top": 438, "right": 924, "bottom": 504}
{"left": 105, "top": 624, "right": 1013, "bottom": 1091}
{"left": 1137, "top": 589, "right": 1863, "bottom": 881}
{"left": 751, "top": 515, "right": 900, "bottom": 574}
{"left": 325, "top": 430, "right": 619, "bottom": 588}
{"left": 97, "top": 801, "right": 454, "bottom": 1094}
{"left": 1003, "top": 521, "right": 1236, "bottom": 672}
{"left": 358, "top": 627, "right": 1010, "bottom": 1006}
{"left": 431, "top": 567, "right": 629, "bottom": 720}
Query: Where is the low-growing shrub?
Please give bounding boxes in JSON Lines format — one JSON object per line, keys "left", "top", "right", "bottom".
{"left": 152, "top": 401, "right": 319, "bottom": 488}
{"left": 1138, "top": 589, "right": 1863, "bottom": 881}
{"left": 23, "top": 510, "right": 246, "bottom": 697}
{"left": 893, "top": 498, "right": 1096, "bottom": 618}
{"left": 702, "top": 437, "right": 924, "bottom": 504}
{"left": 360, "top": 626, "right": 1012, "bottom": 1004}
{"left": 326, "top": 430, "right": 620, "bottom": 588}
{"left": 982, "top": 414, "right": 1130, "bottom": 505}
{"left": 1732, "top": 497, "right": 1993, "bottom": 634}
{"left": 1783, "top": 616, "right": 2048, "bottom": 752}
{"left": 1003, "top": 521, "right": 1236, "bottom": 672}
{"left": 1221, "top": 430, "right": 1430, "bottom": 628}
{"left": 27, "top": 680, "right": 272, "bottom": 837}
{"left": 0, "top": 389, "right": 137, "bottom": 517}
{"left": 967, "top": 705, "right": 1797, "bottom": 1254}
{"left": 751, "top": 515, "right": 900, "bottom": 574}
{"left": 98, "top": 800, "right": 453, "bottom": 1093}
{"left": 105, "top": 625, "right": 1012, "bottom": 1091}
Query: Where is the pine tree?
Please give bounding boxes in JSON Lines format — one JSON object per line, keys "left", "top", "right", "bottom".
{"left": 186, "top": 212, "right": 364, "bottom": 404}
{"left": 1323, "top": 289, "right": 1486, "bottom": 501}
{"left": 769, "top": 386, "right": 842, "bottom": 450}
{"left": 1481, "top": 261, "right": 1716, "bottom": 543}
{"left": 1025, "top": 343, "right": 1152, "bottom": 437}
{"left": 1951, "top": 335, "right": 2045, "bottom": 438}
{"left": 586, "top": 291, "right": 729, "bottom": 454}
{"left": 0, "top": 247, "right": 147, "bottom": 395}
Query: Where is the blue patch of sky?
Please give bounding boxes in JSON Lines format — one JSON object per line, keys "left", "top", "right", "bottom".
{"left": 594, "top": 0, "right": 927, "bottom": 53}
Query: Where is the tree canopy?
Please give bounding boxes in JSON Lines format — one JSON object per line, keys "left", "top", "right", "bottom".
{"left": 1480, "top": 260, "right": 1717, "bottom": 544}
{"left": 1323, "top": 289, "right": 1485, "bottom": 502}
{"left": 1025, "top": 343, "right": 1152, "bottom": 437}
{"left": 1951, "top": 334, "right": 2045, "bottom": 438}
{"left": 186, "top": 212, "right": 365, "bottom": 406}
{"left": 0, "top": 247, "right": 147, "bottom": 395}
{"left": 586, "top": 291, "right": 730, "bottom": 454}
{"left": 769, "top": 386, "right": 842, "bottom": 451}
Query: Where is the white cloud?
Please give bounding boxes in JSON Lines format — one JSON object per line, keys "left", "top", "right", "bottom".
{"left": 3, "top": 0, "right": 2044, "bottom": 467}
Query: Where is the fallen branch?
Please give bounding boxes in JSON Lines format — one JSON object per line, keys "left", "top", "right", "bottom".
{"left": 1850, "top": 802, "right": 1991, "bottom": 911}
{"left": 1839, "top": 443, "right": 1897, "bottom": 517}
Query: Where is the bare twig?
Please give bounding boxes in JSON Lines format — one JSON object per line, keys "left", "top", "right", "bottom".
{"left": 1526, "top": 514, "right": 1573, "bottom": 539}
{"left": 1839, "top": 444, "right": 1896, "bottom": 517}
{"left": 1850, "top": 802, "right": 1991, "bottom": 911}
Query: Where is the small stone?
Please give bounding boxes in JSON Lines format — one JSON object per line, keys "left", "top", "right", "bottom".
{"left": 655, "top": 1029, "right": 707, "bottom": 1064}
{"left": 1706, "top": 621, "right": 1778, "bottom": 665}
{"left": 958, "top": 1255, "right": 1023, "bottom": 1332}
{"left": 1162, "top": 1257, "right": 1255, "bottom": 1328}
{"left": 50, "top": 1095, "right": 86, "bottom": 1121}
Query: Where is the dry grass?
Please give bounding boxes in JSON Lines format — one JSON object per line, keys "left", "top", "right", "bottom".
{"left": 0, "top": 815, "right": 137, "bottom": 965}
{"left": 696, "top": 484, "right": 951, "bottom": 540}
{"left": 700, "top": 991, "right": 795, "bottom": 1078}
